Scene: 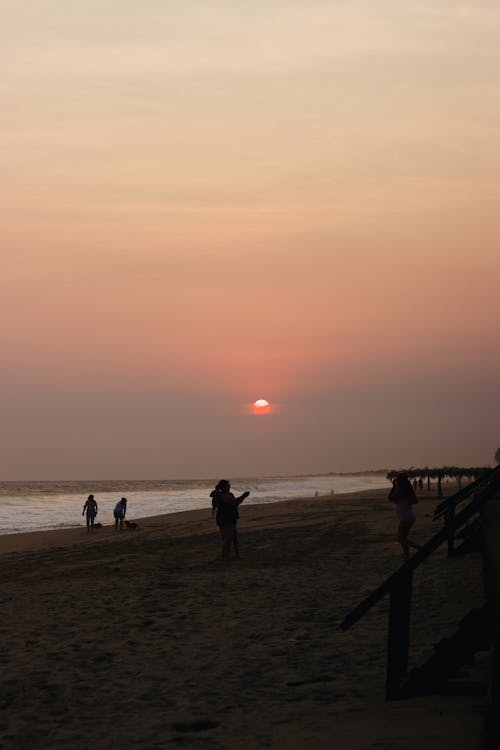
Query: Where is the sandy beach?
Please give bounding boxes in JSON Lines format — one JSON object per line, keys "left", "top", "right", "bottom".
{"left": 0, "top": 488, "right": 488, "bottom": 749}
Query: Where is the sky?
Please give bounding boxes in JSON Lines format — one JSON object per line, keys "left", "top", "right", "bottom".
{"left": 1, "top": 0, "right": 500, "bottom": 479}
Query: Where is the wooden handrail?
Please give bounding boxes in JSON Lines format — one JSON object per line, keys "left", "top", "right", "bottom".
{"left": 434, "top": 466, "right": 499, "bottom": 521}
{"left": 339, "top": 464, "right": 500, "bottom": 699}
{"left": 340, "top": 478, "right": 495, "bottom": 631}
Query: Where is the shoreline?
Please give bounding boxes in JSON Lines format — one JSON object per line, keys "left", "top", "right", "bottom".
{"left": 0, "top": 475, "right": 392, "bottom": 540}
{"left": 0, "top": 487, "right": 388, "bottom": 555}
{"left": 0, "top": 474, "right": 464, "bottom": 554}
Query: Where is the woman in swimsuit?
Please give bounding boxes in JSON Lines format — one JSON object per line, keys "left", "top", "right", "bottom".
{"left": 389, "top": 472, "right": 420, "bottom": 560}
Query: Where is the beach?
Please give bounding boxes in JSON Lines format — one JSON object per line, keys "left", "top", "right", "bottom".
{"left": 0, "top": 488, "right": 487, "bottom": 749}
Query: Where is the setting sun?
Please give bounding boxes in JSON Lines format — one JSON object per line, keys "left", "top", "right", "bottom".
{"left": 252, "top": 399, "right": 271, "bottom": 415}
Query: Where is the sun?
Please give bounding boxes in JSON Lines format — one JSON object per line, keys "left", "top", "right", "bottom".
{"left": 252, "top": 398, "right": 271, "bottom": 414}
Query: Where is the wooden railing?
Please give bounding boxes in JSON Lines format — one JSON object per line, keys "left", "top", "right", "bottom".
{"left": 434, "top": 470, "right": 492, "bottom": 557}
{"left": 340, "top": 465, "right": 500, "bottom": 699}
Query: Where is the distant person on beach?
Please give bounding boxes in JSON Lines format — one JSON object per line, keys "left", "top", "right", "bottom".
{"left": 82, "top": 494, "right": 98, "bottom": 532}
{"left": 210, "top": 483, "right": 222, "bottom": 521}
{"left": 113, "top": 497, "right": 127, "bottom": 531}
{"left": 211, "top": 480, "right": 249, "bottom": 560}
{"left": 389, "top": 472, "right": 420, "bottom": 561}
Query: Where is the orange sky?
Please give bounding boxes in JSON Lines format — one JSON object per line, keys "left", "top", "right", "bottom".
{"left": 1, "top": 1, "right": 500, "bottom": 478}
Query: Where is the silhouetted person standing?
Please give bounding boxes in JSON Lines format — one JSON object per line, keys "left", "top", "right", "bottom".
{"left": 389, "top": 472, "right": 420, "bottom": 560}
{"left": 82, "top": 494, "right": 98, "bottom": 532}
{"left": 211, "top": 480, "right": 249, "bottom": 559}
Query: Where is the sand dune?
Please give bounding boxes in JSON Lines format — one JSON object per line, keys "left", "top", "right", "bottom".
{"left": 0, "top": 489, "right": 487, "bottom": 748}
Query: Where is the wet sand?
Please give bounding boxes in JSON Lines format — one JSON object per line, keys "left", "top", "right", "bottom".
{"left": 0, "top": 488, "right": 488, "bottom": 749}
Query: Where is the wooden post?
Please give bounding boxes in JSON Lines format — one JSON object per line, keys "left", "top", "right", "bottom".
{"left": 481, "top": 490, "right": 500, "bottom": 747}
{"left": 386, "top": 569, "right": 413, "bottom": 700}
{"left": 446, "top": 505, "right": 455, "bottom": 557}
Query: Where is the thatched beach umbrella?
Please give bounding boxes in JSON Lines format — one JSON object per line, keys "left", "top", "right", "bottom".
{"left": 386, "top": 466, "right": 490, "bottom": 496}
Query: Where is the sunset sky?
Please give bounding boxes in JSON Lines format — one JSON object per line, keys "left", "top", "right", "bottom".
{"left": 2, "top": 1, "right": 500, "bottom": 479}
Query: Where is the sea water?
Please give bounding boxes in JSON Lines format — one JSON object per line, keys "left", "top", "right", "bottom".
{"left": 0, "top": 474, "right": 389, "bottom": 535}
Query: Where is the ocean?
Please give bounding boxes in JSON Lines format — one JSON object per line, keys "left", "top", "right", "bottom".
{"left": 0, "top": 474, "right": 389, "bottom": 535}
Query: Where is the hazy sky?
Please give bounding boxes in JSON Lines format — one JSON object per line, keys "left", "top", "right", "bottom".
{"left": 2, "top": 1, "right": 500, "bottom": 479}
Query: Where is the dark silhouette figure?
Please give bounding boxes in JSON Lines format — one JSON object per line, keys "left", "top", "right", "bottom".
{"left": 113, "top": 497, "right": 127, "bottom": 531}
{"left": 82, "top": 494, "right": 98, "bottom": 532}
{"left": 211, "top": 480, "right": 249, "bottom": 559}
{"left": 389, "top": 472, "right": 420, "bottom": 560}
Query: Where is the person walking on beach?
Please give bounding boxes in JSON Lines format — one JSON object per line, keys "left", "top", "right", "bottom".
{"left": 113, "top": 497, "right": 127, "bottom": 531}
{"left": 211, "top": 480, "right": 249, "bottom": 560}
{"left": 389, "top": 472, "right": 420, "bottom": 561}
{"left": 82, "top": 494, "right": 98, "bottom": 532}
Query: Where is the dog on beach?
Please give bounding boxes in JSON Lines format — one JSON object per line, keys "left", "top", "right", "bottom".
{"left": 93, "top": 522, "right": 103, "bottom": 531}
{"left": 124, "top": 520, "right": 139, "bottom": 530}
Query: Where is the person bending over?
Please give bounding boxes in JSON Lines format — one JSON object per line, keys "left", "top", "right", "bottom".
{"left": 113, "top": 497, "right": 127, "bottom": 531}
